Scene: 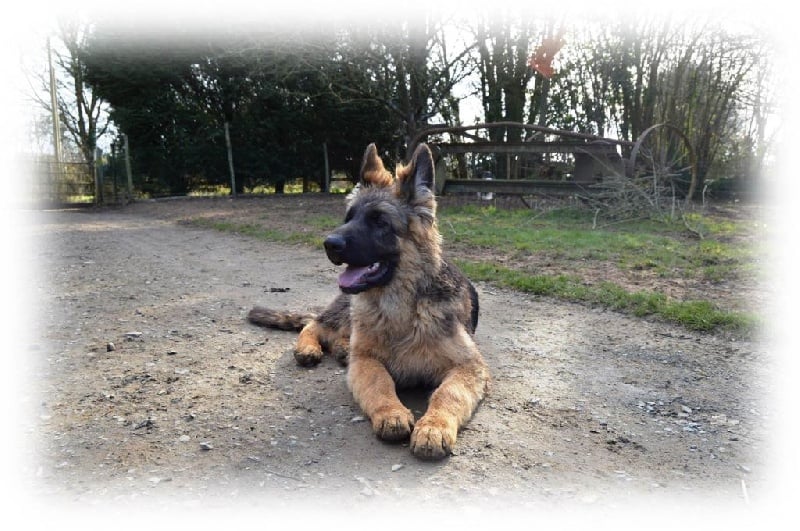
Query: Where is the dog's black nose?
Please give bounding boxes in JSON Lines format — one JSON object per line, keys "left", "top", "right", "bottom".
{"left": 323, "top": 234, "right": 346, "bottom": 265}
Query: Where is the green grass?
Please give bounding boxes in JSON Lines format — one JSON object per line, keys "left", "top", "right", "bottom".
{"left": 439, "top": 206, "right": 760, "bottom": 333}
{"left": 190, "top": 219, "right": 325, "bottom": 248}
{"left": 439, "top": 206, "right": 756, "bottom": 282}
{"left": 456, "top": 260, "right": 757, "bottom": 333}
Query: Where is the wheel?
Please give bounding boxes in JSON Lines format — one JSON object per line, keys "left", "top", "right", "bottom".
{"left": 628, "top": 123, "right": 697, "bottom": 208}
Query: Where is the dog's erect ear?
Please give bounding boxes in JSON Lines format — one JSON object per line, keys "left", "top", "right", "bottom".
{"left": 399, "top": 143, "right": 434, "bottom": 200}
{"left": 359, "top": 143, "right": 393, "bottom": 188}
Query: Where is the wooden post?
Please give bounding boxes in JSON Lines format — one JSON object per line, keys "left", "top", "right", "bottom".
{"left": 47, "top": 36, "right": 64, "bottom": 202}
{"left": 94, "top": 147, "right": 104, "bottom": 205}
{"left": 110, "top": 142, "right": 118, "bottom": 203}
{"left": 47, "top": 37, "right": 62, "bottom": 165}
{"left": 123, "top": 134, "right": 133, "bottom": 203}
{"left": 224, "top": 121, "right": 236, "bottom": 196}
{"left": 434, "top": 156, "right": 446, "bottom": 196}
{"left": 323, "top": 141, "right": 330, "bottom": 193}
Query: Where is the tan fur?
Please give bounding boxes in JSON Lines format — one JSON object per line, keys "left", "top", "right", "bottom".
{"left": 344, "top": 144, "right": 489, "bottom": 460}
{"left": 348, "top": 279, "right": 489, "bottom": 458}
{"left": 249, "top": 143, "right": 490, "bottom": 460}
{"left": 247, "top": 307, "right": 314, "bottom": 331}
{"left": 360, "top": 143, "right": 394, "bottom": 188}
{"left": 249, "top": 298, "right": 350, "bottom": 367}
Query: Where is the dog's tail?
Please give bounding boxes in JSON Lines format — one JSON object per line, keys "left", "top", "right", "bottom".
{"left": 247, "top": 306, "right": 316, "bottom": 331}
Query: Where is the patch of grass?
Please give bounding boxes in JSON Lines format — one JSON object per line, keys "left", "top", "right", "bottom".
{"left": 456, "top": 260, "right": 758, "bottom": 333}
{"left": 189, "top": 219, "right": 324, "bottom": 248}
{"left": 442, "top": 206, "right": 667, "bottom": 264}
{"left": 306, "top": 214, "right": 342, "bottom": 231}
{"left": 439, "top": 205, "right": 755, "bottom": 281}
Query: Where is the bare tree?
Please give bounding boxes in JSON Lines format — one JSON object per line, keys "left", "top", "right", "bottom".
{"left": 32, "top": 20, "right": 111, "bottom": 173}
{"left": 472, "top": 12, "right": 552, "bottom": 179}
{"left": 324, "top": 14, "right": 476, "bottom": 158}
{"left": 473, "top": 13, "right": 542, "bottom": 142}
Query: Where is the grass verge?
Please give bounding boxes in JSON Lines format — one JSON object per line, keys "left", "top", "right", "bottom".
{"left": 455, "top": 260, "right": 758, "bottom": 334}
{"left": 187, "top": 219, "right": 325, "bottom": 248}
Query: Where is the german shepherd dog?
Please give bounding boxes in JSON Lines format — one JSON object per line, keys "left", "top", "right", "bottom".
{"left": 248, "top": 143, "right": 490, "bottom": 460}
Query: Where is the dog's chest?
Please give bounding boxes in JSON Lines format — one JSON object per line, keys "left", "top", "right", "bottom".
{"left": 349, "top": 288, "right": 477, "bottom": 386}
{"left": 352, "top": 292, "right": 451, "bottom": 343}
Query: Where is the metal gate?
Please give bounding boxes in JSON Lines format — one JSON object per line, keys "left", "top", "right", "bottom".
{"left": 27, "top": 158, "right": 94, "bottom": 207}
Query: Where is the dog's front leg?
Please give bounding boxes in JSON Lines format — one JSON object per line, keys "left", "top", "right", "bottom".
{"left": 411, "top": 360, "right": 490, "bottom": 460}
{"left": 294, "top": 321, "right": 325, "bottom": 366}
{"left": 347, "top": 355, "right": 415, "bottom": 442}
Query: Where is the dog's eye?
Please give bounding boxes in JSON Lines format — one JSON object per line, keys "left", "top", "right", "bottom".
{"left": 369, "top": 211, "right": 389, "bottom": 228}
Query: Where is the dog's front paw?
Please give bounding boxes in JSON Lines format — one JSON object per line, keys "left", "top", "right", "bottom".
{"left": 293, "top": 345, "right": 323, "bottom": 367}
{"left": 410, "top": 416, "right": 457, "bottom": 460}
{"left": 331, "top": 342, "right": 349, "bottom": 366}
{"left": 371, "top": 406, "right": 415, "bottom": 442}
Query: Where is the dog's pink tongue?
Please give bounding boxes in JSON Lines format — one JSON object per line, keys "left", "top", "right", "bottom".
{"left": 338, "top": 265, "right": 370, "bottom": 289}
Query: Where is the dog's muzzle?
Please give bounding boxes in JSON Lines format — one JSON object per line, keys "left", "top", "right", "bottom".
{"left": 323, "top": 234, "right": 346, "bottom": 265}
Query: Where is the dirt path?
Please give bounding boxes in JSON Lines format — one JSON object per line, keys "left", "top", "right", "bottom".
{"left": 17, "top": 198, "right": 774, "bottom": 522}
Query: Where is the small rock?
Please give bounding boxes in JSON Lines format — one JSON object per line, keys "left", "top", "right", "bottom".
{"left": 106, "top": 342, "right": 115, "bottom": 352}
{"left": 391, "top": 464, "right": 404, "bottom": 472}
{"left": 179, "top": 435, "right": 191, "bottom": 442}
{"left": 200, "top": 441, "right": 213, "bottom": 451}
{"left": 125, "top": 331, "right": 143, "bottom": 339}
{"left": 525, "top": 398, "right": 540, "bottom": 408}
{"left": 133, "top": 419, "right": 154, "bottom": 430}
{"left": 354, "top": 476, "right": 377, "bottom": 497}
{"left": 350, "top": 416, "right": 366, "bottom": 423}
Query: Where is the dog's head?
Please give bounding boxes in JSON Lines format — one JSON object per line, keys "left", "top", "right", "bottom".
{"left": 324, "top": 143, "right": 437, "bottom": 294}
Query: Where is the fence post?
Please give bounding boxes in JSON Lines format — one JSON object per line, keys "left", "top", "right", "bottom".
{"left": 323, "top": 141, "right": 330, "bottom": 193}
{"left": 123, "top": 134, "right": 133, "bottom": 203}
{"left": 47, "top": 37, "right": 62, "bottom": 166}
{"left": 95, "top": 147, "right": 104, "bottom": 205}
{"left": 110, "top": 141, "right": 118, "bottom": 203}
{"left": 224, "top": 122, "right": 236, "bottom": 196}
